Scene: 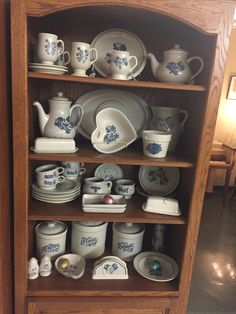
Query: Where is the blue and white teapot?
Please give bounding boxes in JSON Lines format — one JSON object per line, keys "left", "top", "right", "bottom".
{"left": 33, "top": 92, "right": 84, "bottom": 139}
{"left": 147, "top": 44, "right": 204, "bottom": 84}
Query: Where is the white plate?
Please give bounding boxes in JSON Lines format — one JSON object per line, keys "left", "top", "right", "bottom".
{"left": 138, "top": 166, "right": 180, "bottom": 196}
{"left": 55, "top": 254, "right": 86, "bottom": 279}
{"left": 32, "top": 189, "right": 80, "bottom": 199}
{"left": 94, "top": 163, "right": 124, "bottom": 181}
{"left": 32, "top": 180, "right": 79, "bottom": 195}
{"left": 28, "top": 63, "right": 68, "bottom": 75}
{"left": 74, "top": 89, "right": 152, "bottom": 139}
{"left": 91, "top": 28, "right": 147, "bottom": 80}
{"left": 91, "top": 108, "right": 137, "bottom": 154}
{"left": 32, "top": 194, "right": 79, "bottom": 203}
{"left": 133, "top": 251, "right": 179, "bottom": 282}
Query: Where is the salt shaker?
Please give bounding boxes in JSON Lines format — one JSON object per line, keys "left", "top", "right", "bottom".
{"left": 28, "top": 257, "right": 39, "bottom": 280}
{"left": 39, "top": 255, "right": 52, "bottom": 277}
{"left": 152, "top": 224, "right": 166, "bottom": 252}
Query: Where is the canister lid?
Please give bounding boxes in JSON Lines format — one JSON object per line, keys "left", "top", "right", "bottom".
{"left": 74, "top": 221, "right": 104, "bottom": 227}
{"left": 115, "top": 222, "right": 143, "bottom": 234}
{"left": 36, "top": 221, "right": 66, "bottom": 235}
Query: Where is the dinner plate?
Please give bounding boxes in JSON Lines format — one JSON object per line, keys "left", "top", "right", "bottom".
{"left": 138, "top": 166, "right": 180, "bottom": 196}
{"left": 32, "top": 179, "right": 79, "bottom": 195}
{"left": 91, "top": 28, "right": 147, "bottom": 80}
{"left": 74, "top": 89, "right": 152, "bottom": 139}
{"left": 133, "top": 251, "right": 179, "bottom": 282}
{"left": 94, "top": 163, "right": 124, "bottom": 181}
{"left": 32, "top": 194, "right": 79, "bottom": 204}
{"left": 28, "top": 63, "right": 68, "bottom": 75}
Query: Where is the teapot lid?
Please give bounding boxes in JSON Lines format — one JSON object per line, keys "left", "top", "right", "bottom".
{"left": 115, "top": 222, "right": 144, "bottom": 234}
{"left": 165, "top": 44, "right": 187, "bottom": 54}
{"left": 36, "top": 220, "right": 66, "bottom": 235}
{"left": 51, "top": 92, "right": 70, "bottom": 102}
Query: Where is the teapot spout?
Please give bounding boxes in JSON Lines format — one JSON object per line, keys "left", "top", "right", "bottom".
{"left": 33, "top": 101, "right": 49, "bottom": 135}
{"left": 147, "top": 53, "right": 160, "bottom": 79}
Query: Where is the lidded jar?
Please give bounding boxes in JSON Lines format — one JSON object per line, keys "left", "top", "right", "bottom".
{"left": 35, "top": 221, "right": 67, "bottom": 259}
{"left": 112, "top": 222, "right": 145, "bottom": 261}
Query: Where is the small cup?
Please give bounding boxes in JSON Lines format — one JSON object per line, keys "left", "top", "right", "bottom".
{"left": 37, "top": 33, "right": 64, "bottom": 65}
{"left": 61, "top": 161, "right": 86, "bottom": 181}
{"left": 35, "top": 164, "right": 65, "bottom": 190}
{"left": 56, "top": 51, "right": 71, "bottom": 66}
{"left": 115, "top": 179, "right": 135, "bottom": 199}
{"left": 108, "top": 50, "right": 138, "bottom": 80}
{"left": 71, "top": 42, "right": 97, "bottom": 77}
{"left": 142, "top": 130, "right": 172, "bottom": 158}
{"left": 83, "top": 177, "right": 112, "bottom": 194}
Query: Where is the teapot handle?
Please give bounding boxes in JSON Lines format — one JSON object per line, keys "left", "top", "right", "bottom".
{"left": 69, "top": 104, "right": 84, "bottom": 132}
{"left": 187, "top": 56, "right": 204, "bottom": 84}
{"left": 179, "top": 110, "right": 188, "bottom": 129}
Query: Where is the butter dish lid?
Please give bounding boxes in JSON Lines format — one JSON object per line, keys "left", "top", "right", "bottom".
{"left": 142, "top": 196, "right": 181, "bottom": 216}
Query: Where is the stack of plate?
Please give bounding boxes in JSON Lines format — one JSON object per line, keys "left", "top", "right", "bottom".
{"left": 82, "top": 194, "right": 127, "bottom": 213}
{"left": 28, "top": 63, "right": 68, "bottom": 75}
{"left": 32, "top": 179, "right": 81, "bottom": 203}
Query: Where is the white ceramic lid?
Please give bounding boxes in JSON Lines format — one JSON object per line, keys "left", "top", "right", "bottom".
{"left": 165, "top": 44, "right": 187, "bottom": 54}
{"left": 50, "top": 92, "right": 70, "bottom": 102}
{"left": 36, "top": 221, "right": 66, "bottom": 235}
{"left": 75, "top": 221, "right": 104, "bottom": 227}
{"left": 115, "top": 222, "right": 144, "bottom": 234}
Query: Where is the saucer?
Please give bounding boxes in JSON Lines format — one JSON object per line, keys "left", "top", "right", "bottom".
{"left": 28, "top": 62, "right": 68, "bottom": 75}
{"left": 94, "top": 163, "right": 124, "bottom": 181}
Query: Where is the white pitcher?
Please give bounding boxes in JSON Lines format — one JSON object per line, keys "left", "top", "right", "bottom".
{"left": 150, "top": 106, "right": 188, "bottom": 151}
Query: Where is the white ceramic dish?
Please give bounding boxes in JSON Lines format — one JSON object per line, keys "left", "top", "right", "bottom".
{"left": 28, "top": 63, "right": 68, "bottom": 75}
{"left": 82, "top": 194, "right": 126, "bottom": 213}
{"left": 91, "top": 28, "right": 147, "bottom": 80}
{"left": 138, "top": 166, "right": 180, "bottom": 196}
{"left": 92, "top": 255, "right": 128, "bottom": 279}
{"left": 133, "top": 251, "right": 179, "bottom": 282}
{"left": 91, "top": 108, "right": 137, "bottom": 154}
{"left": 32, "top": 194, "right": 79, "bottom": 204}
{"left": 74, "top": 89, "right": 152, "bottom": 139}
{"left": 94, "top": 163, "right": 124, "bottom": 181}
{"left": 142, "top": 196, "right": 181, "bottom": 216}
{"left": 31, "top": 137, "right": 78, "bottom": 153}
{"left": 32, "top": 179, "right": 79, "bottom": 195}
{"left": 55, "top": 254, "right": 86, "bottom": 279}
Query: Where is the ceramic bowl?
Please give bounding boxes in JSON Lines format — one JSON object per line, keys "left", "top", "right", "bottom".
{"left": 55, "top": 253, "right": 86, "bottom": 279}
{"left": 91, "top": 108, "right": 137, "bottom": 154}
{"left": 142, "top": 130, "right": 172, "bottom": 158}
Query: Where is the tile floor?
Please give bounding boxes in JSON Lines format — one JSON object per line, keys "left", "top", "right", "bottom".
{"left": 187, "top": 189, "right": 236, "bottom": 314}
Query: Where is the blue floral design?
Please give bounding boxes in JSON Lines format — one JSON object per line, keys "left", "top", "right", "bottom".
{"left": 113, "top": 56, "right": 128, "bottom": 69}
{"left": 44, "top": 39, "right": 57, "bottom": 55}
{"left": 166, "top": 61, "right": 185, "bottom": 76}
{"left": 148, "top": 168, "right": 169, "bottom": 185}
{"left": 76, "top": 47, "right": 89, "bottom": 63}
{"left": 105, "top": 42, "right": 127, "bottom": 64}
{"left": 146, "top": 143, "right": 162, "bottom": 155}
{"left": 103, "top": 125, "right": 119, "bottom": 144}
{"left": 54, "top": 116, "right": 75, "bottom": 134}
{"left": 103, "top": 263, "right": 118, "bottom": 274}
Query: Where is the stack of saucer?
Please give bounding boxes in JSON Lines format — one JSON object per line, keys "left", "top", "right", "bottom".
{"left": 32, "top": 179, "right": 81, "bottom": 203}
{"left": 28, "top": 63, "right": 68, "bottom": 75}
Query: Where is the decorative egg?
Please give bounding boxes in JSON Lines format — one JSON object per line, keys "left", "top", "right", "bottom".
{"left": 103, "top": 194, "right": 114, "bottom": 204}
{"left": 57, "top": 257, "right": 70, "bottom": 270}
{"left": 149, "top": 260, "right": 162, "bottom": 276}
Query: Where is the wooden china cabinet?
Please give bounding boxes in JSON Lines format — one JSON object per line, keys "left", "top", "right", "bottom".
{"left": 11, "top": 1, "right": 234, "bottom": 313}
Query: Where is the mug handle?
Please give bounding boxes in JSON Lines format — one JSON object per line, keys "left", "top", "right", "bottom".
{"left": 63, "top": 51, "right": 71, "bottom": 66}
{"left": 57, "top": 167, "right": 65, "bottom": 174}
{"left": 57, "top": 175, "right": 65, "bottom": 183}
{"left": 79, "top": 168, "right": 86, "bottom": 175}
{"left": 90, "top": 48, "right": 98, "bottom": 64}
{"left": 179, "top": 110, "right": 188, "bottom": 129}
{"left": 106, "top": 181, "right": 112, "bottom": 191}
{"left": 57, "top": 39, "right": 64, "bottom": 57}
{"left": 129, "top": 55, "right": 138, "bottom": 75}
{"left": 188, "top": 56, "right": 204, "bottom": 84}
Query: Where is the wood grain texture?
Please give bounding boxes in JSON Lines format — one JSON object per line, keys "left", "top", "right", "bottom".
{"left": 0, "top": 0, "right": 13, "bottom": 313}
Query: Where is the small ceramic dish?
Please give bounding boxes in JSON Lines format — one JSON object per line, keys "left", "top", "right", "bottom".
{"left": 91, "top": 108, "right": 137, "bottom": 154}
{"left": 55, "top": 254, "right": 86, "bottom": 279}
{"left": 82, "top": 194, "right": 127, "bottom": 213}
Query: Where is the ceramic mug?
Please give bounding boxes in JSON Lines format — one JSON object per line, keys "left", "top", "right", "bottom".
{"left": 35, "top": 163, "right": 65, "bottom": 190}
{"left": 56, "top": 51, "right": 71, "bottom": 66}
{"left": 109, "top": 50, "right": 138, "bottom": 80}
{"left": 142, "top": 130, "right": 172, "bottom": 158}
{"left": 61, "top": 161, "right": 86, "bottom": 181}
{"left": 37, "top": 33, "right": 64, "bottom": 65}
{"left": 115, "top": 179, "right": 135, "bottom": 199}
{"left": 71, "top": 42, "right": 97, "bottom": 76}
{"left": 83, "top": 177, "right": 112, "bottom": 194}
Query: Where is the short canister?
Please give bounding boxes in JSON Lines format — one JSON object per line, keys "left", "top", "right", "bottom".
{"left": 35, "top": 220, "right": 67, "bottom": 259}
{"left": 112, "top": 222, "right": 145, "bottom": 261}
{"left": 71, "top": 221, "right": 108, "bottom": 259}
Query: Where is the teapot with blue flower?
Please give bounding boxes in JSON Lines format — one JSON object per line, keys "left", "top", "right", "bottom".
{"left": 147, "top": 44, "right": 204, "bottom": 84}
{"left": 33, "top": 92, "right": 84, "bottom": 139}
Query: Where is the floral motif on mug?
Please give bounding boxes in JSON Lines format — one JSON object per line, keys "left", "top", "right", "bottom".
{"left": 80, "top": 236, "right": 98, "bottom": 247}
{"left": 113, "top": 56, "right": 128, "bottom": 69}
{"left": 90, "top": 185, "right": 101, "bottom": 193}
{"left": 54, "top": 116, "right": 75, "bottom": 133}
{"left": 103, "top": 125, "right": 119, "bottom": 144}
{"left": 105, "top": 42, "right": 127, "bottom": 64}
{"left": 76, "top": 48, "right": 89, "bottom": 63}
{"left": 146, "top": 143, "right": 162, "bottom": 155}
{"left": 44, "top": 39, "right": 57, "bottom": 55}
{"left": 147, "top": 168, "right": 169, "bottom": 185}
{"left": 103, "top": 263, "right": 118, "bottom": 274}
{"left": 166, "top": 61, "right": 185, "bottom": 76}
{"left": 42, "top": 243, "right": 60, "bottom": 253}
{"left": 118, "top": 241, "right": 134, "bottom": 252}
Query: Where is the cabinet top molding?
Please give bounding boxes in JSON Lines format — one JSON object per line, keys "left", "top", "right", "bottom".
{"left": 24, "top": 0, "right": 235, "bottom": 34}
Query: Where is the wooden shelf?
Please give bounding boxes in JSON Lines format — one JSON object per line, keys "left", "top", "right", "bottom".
{"left": 28, "top": 259, "right": 179, "bottom": 298}
{"left": 28, "top": 71, "right": 207, "bottom": 92}
{"left": 29, "top": 142, "right": 194, "bottom": 168}
{"left": 29, "top": 194, "right": 186, "bottom": 224}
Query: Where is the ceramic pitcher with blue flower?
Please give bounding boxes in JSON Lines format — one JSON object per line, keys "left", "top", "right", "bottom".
{"left": 33, "top": 92, "right": 84, "bottom": 139}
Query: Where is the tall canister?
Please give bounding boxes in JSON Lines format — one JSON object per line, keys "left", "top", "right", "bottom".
{"left": 71, "top": 221, "right": 108, "bottom": 258}
{"left": 112, "top": 222, "right": 145, "bottom": 261}
{"left": 35, "top": 221, "right": 67, "bottom": 259}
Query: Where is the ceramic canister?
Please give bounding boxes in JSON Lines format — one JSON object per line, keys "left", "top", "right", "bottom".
{"left": 71, "top": 221, "right": 108, "bottom": 259}
{"left": 35, "top": 221, "right": 67, "bottom": 259}
{"left": 112, "top": 222, "right": 145, "bottom": 261}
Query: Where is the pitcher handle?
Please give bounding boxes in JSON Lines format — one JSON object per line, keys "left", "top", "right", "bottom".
{"left": 188, "top": 56, "right": 204, "bottom": 84}
{"left": 70, "top": 104, "right": 84, "bottom": 131}
{"left": 90, "top": 48, "right": 98, "bottom": 65}
{"left": 179, "top": 110, "right": 188, "bottom": 129}
{"left": 129, "top": 55, "right": 138, "bottom": 75}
